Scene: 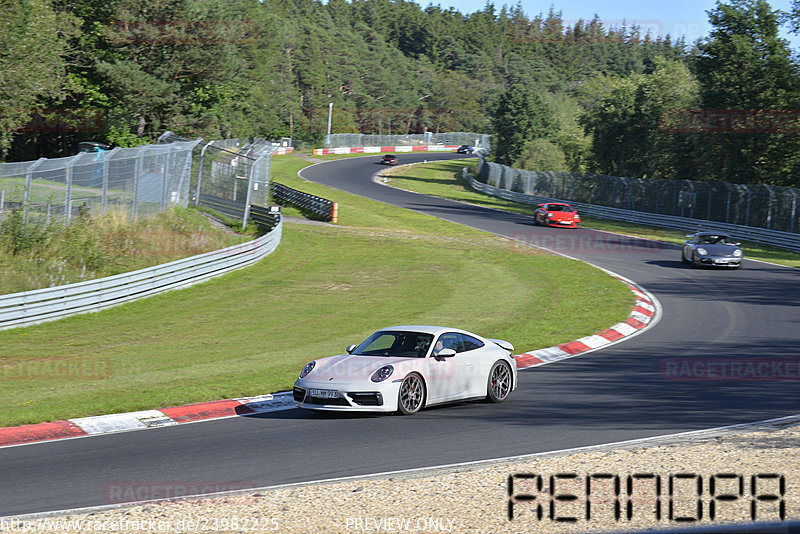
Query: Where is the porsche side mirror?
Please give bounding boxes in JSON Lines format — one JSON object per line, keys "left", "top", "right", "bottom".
{"left": 436, "top": 348, "right": 456, "bottom": 358}
{"left": 346, "top": 344, "right": 357, "bottom": 354}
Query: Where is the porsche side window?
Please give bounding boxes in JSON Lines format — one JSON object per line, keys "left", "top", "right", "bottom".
{"left": 434, "top": 333, "right": 461, "bottom": 354}
{"left": 459, "top": 335, "right": 484, "bottom": 352}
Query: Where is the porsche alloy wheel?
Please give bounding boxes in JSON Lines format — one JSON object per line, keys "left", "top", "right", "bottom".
{"left": 487, "top": 361, "right": 512, "bottom": 403}
{"left": 398, "top": 374, "right": 425, "bottom": 415}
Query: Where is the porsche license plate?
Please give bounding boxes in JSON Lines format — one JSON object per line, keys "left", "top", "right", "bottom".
{"left": 310, "top": 388, "right": 338, "bottom": 399}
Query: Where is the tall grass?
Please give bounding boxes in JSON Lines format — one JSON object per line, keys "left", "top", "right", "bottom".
{"left": 0, "top": 207, "right": 247, "bottom": 295}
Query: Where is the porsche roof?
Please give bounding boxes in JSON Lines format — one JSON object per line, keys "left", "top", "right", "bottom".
{"left": 378, "top": 325, "right": 480, "bottom": 337}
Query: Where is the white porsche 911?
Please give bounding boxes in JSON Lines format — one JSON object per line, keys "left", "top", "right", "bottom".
{"left": 293, "top": 326, "right": 517, "bottom": 415}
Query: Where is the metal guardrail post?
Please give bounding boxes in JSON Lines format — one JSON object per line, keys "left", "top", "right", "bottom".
{"left": 790, "top": 189, "right": 798, "bottom": 234}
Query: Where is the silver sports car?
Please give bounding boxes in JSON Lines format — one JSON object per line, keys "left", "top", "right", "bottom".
{"left": 293, "top": 326, "right": 517, "bottom": 415}
{"left": 682, "top": 232, "right": 743, "bottom": 268}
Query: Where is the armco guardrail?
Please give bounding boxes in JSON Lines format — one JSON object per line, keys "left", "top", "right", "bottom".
{"left": 270, "top": 181, "right": 337, "bottom": 222}
{"left": 463, "top": 168, "right": 800, "bottom": 254}
{"left": 197, "top": 194, "right": 280, "bottom": 231}
{"left": 198, "top": 193, "right": 247, "bottom": 221}
{"left": 0, "top": 218, "right": 282, "bottom": 331}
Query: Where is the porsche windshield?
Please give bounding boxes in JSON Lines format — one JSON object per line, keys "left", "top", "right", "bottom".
{"left": 353, "top": 331, "right": 433, "bottom": 357}
{"left": 699, "top": 234, "right": 734, "bottom": 245}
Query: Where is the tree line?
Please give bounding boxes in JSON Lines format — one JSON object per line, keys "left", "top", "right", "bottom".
{"left": 2, "top": 0, "right": 800, "bottom": 186}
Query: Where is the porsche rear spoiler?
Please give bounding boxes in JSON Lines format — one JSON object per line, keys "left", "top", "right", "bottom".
{"left": 488, "top": 338, "right": 514, "bottom": 352}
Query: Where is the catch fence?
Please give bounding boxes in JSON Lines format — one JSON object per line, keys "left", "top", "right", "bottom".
{"left": 0, "top": 139, "right": 201, "bottom": 227}
{"left": 324, "top": 132, "right": 490, "bottom": 151}
{"left": 0, "top": 132, "right": 287, "bottom": 231}
{"left": 476, "top": 158, "right": 800, "bottom": 234}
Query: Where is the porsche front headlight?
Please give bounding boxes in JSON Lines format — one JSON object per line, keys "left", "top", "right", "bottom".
{"left": 371, "top": 365, "right": 394, "bottom": 382}
{"left": 299, "top": 361, "right": 316, "bottom": 378}
{"left": 697, "top": 247, "right": 708, "bottom": 256}
{"left": 733, "top": 249, "right": 742, "bottom": 257}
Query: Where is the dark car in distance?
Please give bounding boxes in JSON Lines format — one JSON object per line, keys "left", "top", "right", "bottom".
{"left": 682, "top": 232, "right": 743, "bottom": 268}
{"left": 456, "top": 145, "right": 475, "bottom": 154}
{"left": 380, "top": 154, "right": 398, "bottom": 165}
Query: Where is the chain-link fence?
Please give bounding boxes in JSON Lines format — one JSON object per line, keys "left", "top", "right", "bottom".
{"left": 0, "top": 138, "right": 201, "bottom": 227}
{"left": 324, "top": 132, "right": 491, "bottom": 151}
{"left": 476, "top": 158, "right": 800, "bottom": 233}
{"left": 189, "top": 137, "right": 275, "bottom": 227}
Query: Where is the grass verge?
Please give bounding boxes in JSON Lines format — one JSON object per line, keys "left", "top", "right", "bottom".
{"left": 0, "top": 207, "right": 249, "bottom": 294}
{"left": 380, "top": 158, "right": 800, "bottom": 268}
{"left": 1, "top": 153, "right": 633, "bottom": 427}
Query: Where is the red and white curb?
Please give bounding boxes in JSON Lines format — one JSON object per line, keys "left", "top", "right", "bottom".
{"left": 313, "top": 145, "right": 459, "bottom": 155}
{"left": 514, "top": 275, "right": 657, "bottom": 369}
{"left": 0, "top": 285, "right": 657, "bottom": 449}
{"left": 0, "top": 393, "right": 295, "bottom": 448}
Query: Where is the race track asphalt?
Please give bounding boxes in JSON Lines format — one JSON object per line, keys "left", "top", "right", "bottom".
{"left": 1, "top": 153, "right": 798, "bottom": 517}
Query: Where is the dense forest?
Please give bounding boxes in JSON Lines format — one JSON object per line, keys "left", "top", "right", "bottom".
{"left": 2, "top": 0, "right": 800, "bottom": 185}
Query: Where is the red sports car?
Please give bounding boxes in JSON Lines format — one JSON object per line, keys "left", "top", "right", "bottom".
{"left": 380, "top": 154, "right": 398, "bottom": 165}
{"left": 534, "top": 202, "right": 581, "bottom": 228}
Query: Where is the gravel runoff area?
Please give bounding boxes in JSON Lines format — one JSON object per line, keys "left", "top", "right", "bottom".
{"left": 4, "top": 416, "right": 798, "bottom": 534}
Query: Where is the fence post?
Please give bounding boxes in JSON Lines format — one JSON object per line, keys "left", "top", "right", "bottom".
{"left": 195, "top": 140, "right": 215, "bottom": 207}
{"left": 133, "top": 150, "right": 143, "bottom": 220}
{"left": 161, "top": 147, "right": 172, "bottom": 210}
{"left": 790, "top": 189, "right": 797, "bottom": 234}
{"left": 176, "top": 139, "right": 202, "bottom": 208}
{"left": 762, "top": 184, "right": 775, "bottom": 230}
{"left": 23, "top": 158, "right": 47, "bottom": 224}
{"left": 743, "top": 185, "right": 752, "bottom": 227}
{"left": 724, "top": 183, "right": 734, "bottom": 223}
{"left": 243, "top": 153, "right": 267, "bottom": 229}
{"left": 64, "top": 155, "right": 79, "bottom": 223}
{"left": 102, "top": 148, "right": 118, "bottom": 215}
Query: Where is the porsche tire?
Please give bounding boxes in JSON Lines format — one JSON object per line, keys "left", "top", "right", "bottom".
{"left": 487, "top": 361, "right": 513, "bottom": 403}
{"left": 397, "top": 373, "right": 425, "bottom": 415}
